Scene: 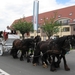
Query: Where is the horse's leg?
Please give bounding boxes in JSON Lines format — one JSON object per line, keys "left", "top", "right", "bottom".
{"left": 31, "top": 47, "right": 35, "bottom": 55}
{"left": 54, "top": 55, "right": 60, "bottom": 68}
{"left": 33, "top": 50, "right": 40, "bottom": 66}
{"left": 15, "top": 49, "right": 18, "bottom": 58}
{"left": 50, "top": 55, "right": 56, "bottom": 71}
{"left": 10, "top": 47, "right": 14, "bottom": 55}
{"left": 27, "top": 50, "right": 31, "bottom": 63}
{"left": 30, "top": 49, "right": 33, "bottom": 55}
{"left": 42, "top": 54, "right": 48, "bottom": 68}
{"left": 11, "top": 48, "right": 18, "bottom": 59}
{"left": 62, "top": 55, "right": 70, "bottom": 71}
{"left": 45, "top": 55, "right": 49, "bottom": 65}
{"left": 48, "top": 54, "right": 52, "bottom": 64}
{"left": 20, "top": 50, "right": 24, "bottom": 61}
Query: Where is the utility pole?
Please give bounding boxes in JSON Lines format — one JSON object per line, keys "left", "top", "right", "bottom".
{"left": 33, "top": 0, "right": 39, "bottom": 37}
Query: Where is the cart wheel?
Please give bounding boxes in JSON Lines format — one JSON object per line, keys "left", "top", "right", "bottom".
{"left": 0, "top": 44, "right": 3, "bottom": 56}
{"left": 17, "top": 50, "right": 22, "bottom": 58}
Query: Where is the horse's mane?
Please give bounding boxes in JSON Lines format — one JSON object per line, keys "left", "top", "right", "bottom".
{"left": 54, "top": 36, "right": 68, "bottom": 45}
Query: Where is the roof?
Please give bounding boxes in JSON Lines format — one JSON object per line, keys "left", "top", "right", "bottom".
{"left": 11, "top": 5, "right": 75, "bottom": 27}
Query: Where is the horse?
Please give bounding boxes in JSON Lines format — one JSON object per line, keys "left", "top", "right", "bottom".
{"left": 10, "top": 39, "right": 21, "bottom": 58}
{"left": 32, "top": 40, "right": 60, "bottom": 69}
{"left": 49, "top": 36, "right": 70, "bottom": 71}
{"left": 10, "top": 38, "right": 35, "bottom": 61}
{"left": 10, "top": 35, "right": 41, "bottom": 62}
{"left": 32, "top": 38, "right": 53, "bottom": 65}
{"left": 55, "top": 35, "right": 75, "bottom": 69}
{"left": 0, "top": 31, "right": 3, "bottom": 38}
{"left": 48, "top": 35, "right": 75, "bottom": 71}
{"left": 49, "top": 35, "right": 75, "bottom": 71}
{"left": 33, "top": 35, "right": 75, "bottom": 71}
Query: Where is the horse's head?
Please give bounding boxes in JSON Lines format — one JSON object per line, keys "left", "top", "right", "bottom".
{"left": 34, "top": 35, "right": 41, "bottom": 42}
{"left": 61, "top": 36, "right": 70, "bottom": 53}
{"left": 34, "top": 35, "right": 41, "bottom": 46}
{"left": 68, "top": 35, "right": 75, "bottom": 48}
{"left": 53, "top": 36, "right": 70, "bottom": 53}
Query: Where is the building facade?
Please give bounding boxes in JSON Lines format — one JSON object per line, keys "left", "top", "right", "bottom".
{"left": 12, "top": 5, "right": 75, "bottom": 40}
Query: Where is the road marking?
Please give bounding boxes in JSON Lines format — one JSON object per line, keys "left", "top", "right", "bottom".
{"left": 0, "top": 69, "right": 10, "bottom": 75}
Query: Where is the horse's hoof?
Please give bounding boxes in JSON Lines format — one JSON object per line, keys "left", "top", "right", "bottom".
{"left": 65, "top": 68, "right": 70, "bottom": 71}
{"left": 43, "top": 64, "right": 48, "bottom": 68}
{"left": 33, "top": 63, "right": 37, "bottom": 66}
{"left": 50, "top": 68, "right": 56, "bottom": 71}
{"left": 54, "top": 62, "right": 60, "bottom": 68}
{"left": 65, "top": 66, "right": 70, "bottom": 71}
{"left": 27, "top": 59, "right": 31, "bottom": 63}
{"left": 20, "top": 58, "right": 24, "bottom": 61}
{"left": 13, "top": 56, "right": 18, "bottom": 59}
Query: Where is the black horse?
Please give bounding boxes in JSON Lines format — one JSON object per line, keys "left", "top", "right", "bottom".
{"left": 0, "top": 31, "right": 3, "bottom": 37}
{"left": 10, "top": 35, "right": 41, "bottom": 62}
{"left": 32, "top": 40, "right": 60, "bottom": 69}
{"left": 49, "top": 36, "right": 70, "bottom": 71}
{"left": 33, "top": 35, "right": 75, "bottom": 71}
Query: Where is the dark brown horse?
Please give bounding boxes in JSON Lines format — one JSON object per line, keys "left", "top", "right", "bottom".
{"left": 10, "top": 38, "right": 35, "bottom": 60}
{"left": 10, "top": 35, "right": 41, "bottom": 62}
{"left": 10, "top": 39, "right": 21, "bottom": 58}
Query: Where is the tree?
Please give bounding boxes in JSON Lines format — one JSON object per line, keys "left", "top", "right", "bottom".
{"left": 12, "top": 18, "right": 34, "bottom": 39}
{"left": 41, "top": 12, "right": 61, "bottom": 39}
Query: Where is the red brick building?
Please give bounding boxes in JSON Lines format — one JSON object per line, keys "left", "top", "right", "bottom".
{"left": 12, "top": 5, "right": 75, "bottom": 40}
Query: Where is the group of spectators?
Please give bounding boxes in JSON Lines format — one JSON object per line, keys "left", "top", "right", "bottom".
{"left": 0, "top": 26, "right": 17, "bottom": 41}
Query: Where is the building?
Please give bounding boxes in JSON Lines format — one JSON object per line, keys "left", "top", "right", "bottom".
{"left": 11, "top": 5, "right": 75, "bottom": 40}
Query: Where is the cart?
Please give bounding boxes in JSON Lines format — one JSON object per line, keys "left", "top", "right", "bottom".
{"left": 0, "top": 34, "right": 20, "bottom": 56}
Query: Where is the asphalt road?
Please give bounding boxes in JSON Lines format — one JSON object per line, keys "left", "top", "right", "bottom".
{"left": 0, "top": 50, "right": 75, "bottom": 75}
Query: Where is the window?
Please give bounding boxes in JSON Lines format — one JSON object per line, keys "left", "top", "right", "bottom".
{"left": 73, "top": 26, "right": 75, "bottom": 31}
{"left": 57, "top": 20, "right": 62, "bottom": 25}
{"left": 46, "top": 17, "right": 48, "bottom": 19}
{"left": 73, "top": 19, "right": 75, "bottom": 22}
{"left": 38, "top": 25, "right": 40, "bottom": 28}
{"left": 60, "top": 21, "right": 62, "bottom": 25}
{"left": 62, "top": 27, "right": 70, "bottom": 32}
{"left": 58, "top": 15, "right": 61, "bottom": 18}
{"left": 69, "top": 12, "right": 72, "bottom": 16}
{"left": 68, "top": 19, "right": 70, "bottom": 23}
{"left": 41, "top": 19, "right": 43, "bottom": 20}
{"left": 63, "top": 20, "right": 69, "bottom": 25}
{"left": 42, "top": 29, "right": 45, "bottom": 33}
{"left": 37, "top": 30, "right": 40, "bottom": 33}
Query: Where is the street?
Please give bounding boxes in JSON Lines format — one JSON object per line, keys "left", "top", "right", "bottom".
{"left": 0, "top": 50, "right": 75, "bottom": 75}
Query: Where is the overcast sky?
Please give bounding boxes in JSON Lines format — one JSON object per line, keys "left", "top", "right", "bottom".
{"left": 0, "top": 0, "right": 75, "bottom": 31}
